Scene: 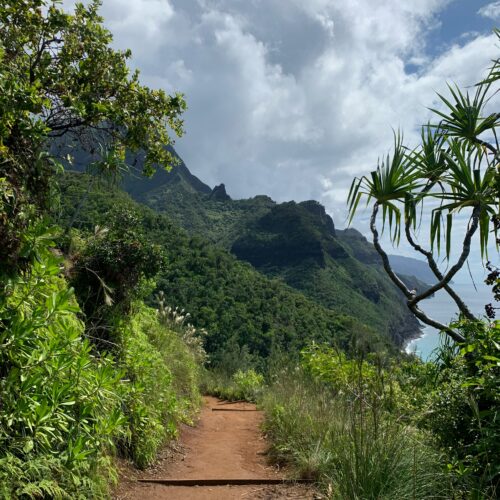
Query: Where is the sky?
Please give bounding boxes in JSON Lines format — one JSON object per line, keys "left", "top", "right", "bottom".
{"left": 65, "top": 0, "right": 499, "bottom": 279}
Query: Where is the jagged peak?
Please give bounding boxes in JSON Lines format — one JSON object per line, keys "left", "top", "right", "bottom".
{"left": 209, "top": 183, "right": 231, "bottom": 201}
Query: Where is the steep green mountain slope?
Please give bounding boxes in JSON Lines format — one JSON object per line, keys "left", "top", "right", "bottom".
{"left": 123, "top": 164, "right": 421, "bottom": 345}
{"left": 122, "top": 149, "right": 212, "bottom": 199}
{"left": 56, "top": 173, "right": 387, "bottom": 363}
{"left": 132, "top": 170, "right": 276, "bottom": 246}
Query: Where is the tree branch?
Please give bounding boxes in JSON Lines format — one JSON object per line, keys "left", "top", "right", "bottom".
{"left": 30, "top": 37, "right": 62, "bottom": 84}
{"left": 409, "top": 205, "right": 481, "bottom": 304}
{"left": 370, "top": 203, "right": 412, "bottom": 298}
{"left": 404, "top": 219, "right": 477, "bottom": 321}
{"left": 370, "top": 203, "right": 465, "bottom": 343}
{"left": 408, "top": 303, "right": 465, "bottom": 343}
{"left": 474, "top": 136, "right": 499, "bottom": 157}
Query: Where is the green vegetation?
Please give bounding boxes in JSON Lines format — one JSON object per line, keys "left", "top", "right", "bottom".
{"left": 1, "top": 1, "right": 498, "bottom": 498}
{"left": 118, "top": 305, "right": 202, "bottom": 469}
{"left": 0, "top": 0, "right": 184, "bottom": 275}
{"left": 57, "top": 172, "right": 385, "bottom": 362}
{"left": 0, "top": 1, "right": 200, "bottom": 495}
{"left": 261, "top": 350, "right": 447, "bottom": 499}
{"left": 260, "top": 318, "right": 499, "bottom": 498}
{"left": 120, "top": 173, "right": 422, "bottom": 345}
{"left": 204, "top": 369, "right": 265, "bottom": 402}
{"left": 0, "top": 227, "right": 122, "bottom": 498}
{"left": 0, "top": 221, "right": 203, "bottom": 496}
{"left": 423, "top": 321, "right": 500, "bottom": 492}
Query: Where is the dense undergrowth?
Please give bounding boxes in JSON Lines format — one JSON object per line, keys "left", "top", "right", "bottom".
{"left": 0, "top": 221, "right": 203, "bottom": 498}
{"left": 258, "top": 337, "right": 499, "bottom": 499}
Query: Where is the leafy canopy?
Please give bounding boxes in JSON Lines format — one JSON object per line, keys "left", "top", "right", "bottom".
{"left": 0, "top": 0, "right": 186, "bottom": 271}
{"left": 0, "top": 0, "right": 186, "bottom": 174}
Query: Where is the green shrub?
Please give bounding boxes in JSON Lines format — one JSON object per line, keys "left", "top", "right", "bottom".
{"left": 70, "top": 209, "right": 166, "bottom": 343}
{"left": 150, "top": 302, "right": 204, "bottom": 420}
{"left": 424, "top": 320, "right": 500, "bottom": 496}
{"left": 232, "top": 369, "right": 265, "bottom": 401}
{"left": 0, "top": 453, "right": 115, "bottom": 500}
{"left": 119, "top": 316, "right": 176, "bottom": 468}
{"left": 0, "top": 226, "right": 124, "bottom": 497}
{"left": 204, "top": 368, "right": 265, "bottom": 402}
{"left": 117, "top": 305, "right": 202, "bottom": 468}
{"left": 262, "top": 357, "right": 449, "bottom": 499}
{"left": 301, "top": 344, "right": 378, "bottom": 391}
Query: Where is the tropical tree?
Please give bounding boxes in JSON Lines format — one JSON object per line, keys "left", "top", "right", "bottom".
{"left": 0, "top": 0, "right": 186, "bottom": 273}
{"left": 348, "top": 42, "right": 499, "bottom": 343}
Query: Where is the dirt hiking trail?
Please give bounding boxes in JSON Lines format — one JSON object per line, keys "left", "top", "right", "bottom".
{"left": 115, "top": 396, "right": 317, "bottom": 499}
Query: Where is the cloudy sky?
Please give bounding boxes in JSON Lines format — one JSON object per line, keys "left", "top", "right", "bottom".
{"left": 77, "top": 0, "right": 497, "bottom": 215}
{"left": 66, "top": 0, "right": 499, "bottom": 278}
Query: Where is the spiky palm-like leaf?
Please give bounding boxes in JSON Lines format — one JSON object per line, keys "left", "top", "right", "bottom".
{"left": 348, "top": 133, "right": 423, "bottom": 243}
{"left": 407, "top": 125, "right": 449, "bottom": 186}
{"left": 430, "top": 83, "right": 499, "bottom": 143}
{"left": 478, "top": 29, "right": 500, "bottom": 85}
{"left": 429, "top": 140, "right": 497, "bottom": 258}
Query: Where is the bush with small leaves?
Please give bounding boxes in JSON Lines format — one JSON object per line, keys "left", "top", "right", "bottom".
{"left": 70, "top": 209, "right": 166, "bottom": 347}
{"left": 425, "top": 320, "right": 500, "bottom": 494}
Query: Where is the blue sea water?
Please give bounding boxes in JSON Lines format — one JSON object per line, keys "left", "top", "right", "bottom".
{"left": 405, "top": 282, "right": 494, "bottom": 360}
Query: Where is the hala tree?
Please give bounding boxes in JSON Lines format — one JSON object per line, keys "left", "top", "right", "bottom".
{"left": 0, "top": 0, "right": 186, "bottom": 272}
{"left": 348, "top": 40, "right": 499, "bottom": 344}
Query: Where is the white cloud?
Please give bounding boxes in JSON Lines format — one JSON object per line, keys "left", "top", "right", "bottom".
{"left": 478, "top": 1, "right": 500, "bottom": 20}
{"left": 62, "top": 0, "right": 499, "bottom": 265}
{"left": 100, "top": 0, "right": 175, "bottom": 36}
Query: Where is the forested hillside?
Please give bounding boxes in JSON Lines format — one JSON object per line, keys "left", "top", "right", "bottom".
{"left": 62, "top": 143, "right": 431, "bottom": 346}
{"left": 107, "top": 159, "right": 421, "bottom": 344}
{"left": 56, "top": 173, "right": 388, "bottom": 364}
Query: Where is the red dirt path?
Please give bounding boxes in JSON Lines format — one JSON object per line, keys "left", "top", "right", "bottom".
{"left": 115, "top": 396, "right": 317, "bottom": 500}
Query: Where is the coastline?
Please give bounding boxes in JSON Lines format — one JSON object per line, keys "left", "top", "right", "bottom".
{"left": 401, "top": 282, "right": 492, "bottom": 360}
{"left": 402, "top": 324, "right": 425, "bottom": 354}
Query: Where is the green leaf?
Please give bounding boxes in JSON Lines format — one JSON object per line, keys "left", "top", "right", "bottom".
{"left": 23, "top": 439, "right": 34, "bottom": 454}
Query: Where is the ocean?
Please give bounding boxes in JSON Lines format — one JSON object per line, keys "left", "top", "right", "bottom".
{"left": 405, "top": 281, "right": 494, "bottom": 360}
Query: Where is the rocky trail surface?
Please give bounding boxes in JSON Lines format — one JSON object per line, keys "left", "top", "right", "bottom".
{"left": 115, "top": 396, "right": 317, "bottom": 499}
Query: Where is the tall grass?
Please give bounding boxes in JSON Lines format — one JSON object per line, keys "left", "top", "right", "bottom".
{"left": 262, "top": 366, "right": 450, "bottom": 499}
{"left": 117, "top": 305, "right": 203, "bottom": 469}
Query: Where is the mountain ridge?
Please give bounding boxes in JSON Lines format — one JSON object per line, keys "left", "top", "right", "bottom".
{"left": 63, "top": 142, "right": 426, "bottom": 345}
{"left": 57, "top": 172, "right": 391, "bottom": 362}
{"left": 117, "top": 156, "right": 424, "bottom": 345}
